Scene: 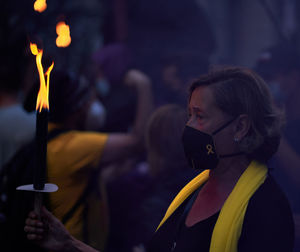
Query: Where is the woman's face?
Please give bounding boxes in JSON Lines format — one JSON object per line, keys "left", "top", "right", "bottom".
{"left": 187, "top": 86, "right": 236, "bottom": 155}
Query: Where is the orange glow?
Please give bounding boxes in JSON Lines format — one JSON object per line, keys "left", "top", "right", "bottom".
{"left": 56, "top": 21, "right": 71, "bottom": 48}
{"left": 30, "top": 43, "right": 54, "bottom": 112}
{"left": 34, "top": 0, "right": 47, "bottom": 13}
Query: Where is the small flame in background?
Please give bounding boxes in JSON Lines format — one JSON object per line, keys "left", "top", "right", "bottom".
{"left": 30, "top": 43, "right": 54, "bottom": 112}
{"left": 34, "top": 0, "right": 47, "bottom": 13}
{"left": 56, "top": 21, "right": 71, "bottom": 48}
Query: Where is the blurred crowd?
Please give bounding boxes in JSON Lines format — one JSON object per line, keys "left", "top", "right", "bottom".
{"left": 1, "top": 1, "right": 300, "bottom": 252}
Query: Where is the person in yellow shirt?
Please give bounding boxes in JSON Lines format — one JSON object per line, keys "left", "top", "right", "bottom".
{"left": 43, "top": 68, "right": 152, "bottom": 251}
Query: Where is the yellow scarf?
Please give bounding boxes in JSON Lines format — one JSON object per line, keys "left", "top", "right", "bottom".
{"left": 156, "top": 160, "right": 268, "bottom": 252}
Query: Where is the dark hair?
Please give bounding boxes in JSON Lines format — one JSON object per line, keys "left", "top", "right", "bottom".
{"left": 146, "top": 104, "right": 189, "bottom": 175}
{"left": 24, "top": 70, "right": 91, "bottom": 123}
{"left": 189, "top": 66, "right": 284, "bottom": 162}
{"left": 48, "top": 71, "right": 91, "bottom": 123}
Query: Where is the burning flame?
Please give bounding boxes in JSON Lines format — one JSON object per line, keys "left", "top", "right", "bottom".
{"left": 56, "top": 21, "right": 71, "bottom": 48}
{"left": 30, "top": 43, "right": 54, "bottom": 112}
{"left": 34, "top": 0, "right": 47, "bottom": 13}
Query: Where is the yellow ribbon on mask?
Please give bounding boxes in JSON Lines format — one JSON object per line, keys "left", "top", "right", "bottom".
{"left": 156, "top": 160, "right": 268, "bottom": 252}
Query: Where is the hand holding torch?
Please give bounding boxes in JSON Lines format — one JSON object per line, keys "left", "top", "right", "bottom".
{"left": 17, "top": 43, "right": 58, "bottom": 218}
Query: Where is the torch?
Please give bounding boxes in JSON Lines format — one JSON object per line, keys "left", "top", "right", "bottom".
{"left": 17, "top": 43, "right": 58, "bottom": 217}
{"left": 34, "top": 0, "right": 47, "bottom": 13}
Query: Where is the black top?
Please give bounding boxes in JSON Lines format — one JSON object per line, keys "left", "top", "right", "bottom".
{"left": 147, "top": 175, "right": 295, "bottom": 252}
{"left": 272, "top": 119, "right": 300, "bottom": 212}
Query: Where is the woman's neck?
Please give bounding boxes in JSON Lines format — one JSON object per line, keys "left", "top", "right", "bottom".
{"left": 208, "top": 156, "right": 250, "bottom": 191}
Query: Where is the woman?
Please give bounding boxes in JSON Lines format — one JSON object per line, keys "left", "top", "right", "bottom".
{"left": 25, "top": 66, "right": 294, "bottom": 252}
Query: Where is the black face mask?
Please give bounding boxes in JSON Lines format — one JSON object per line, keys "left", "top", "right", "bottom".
{"left": 182, "top": 118, "right": 243, "bottom": 170}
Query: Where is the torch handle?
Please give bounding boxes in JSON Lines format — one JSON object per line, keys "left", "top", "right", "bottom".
{"left": 34, "top": 109, "right": 48, "bottom": 190}
{"left": 34, "top": 192, "right": 43, "bottom": 220}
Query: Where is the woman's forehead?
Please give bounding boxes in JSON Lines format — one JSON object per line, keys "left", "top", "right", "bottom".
{"left": 189, "top": 86, "right": 216, "bottom": 112}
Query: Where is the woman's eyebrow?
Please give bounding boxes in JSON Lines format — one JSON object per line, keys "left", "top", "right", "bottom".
{"left": 192, "top": 106, "right": 205, "bottom": 113}
{"left": 188, "top": 106, "right": 208, "bottom": 116}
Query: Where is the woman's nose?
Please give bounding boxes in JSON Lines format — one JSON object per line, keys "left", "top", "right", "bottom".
{"left": 186, "top": 116, "right": 195, "bottom": 127}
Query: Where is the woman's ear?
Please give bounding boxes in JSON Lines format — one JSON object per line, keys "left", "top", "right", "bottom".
{"left": 234, "top": 114, "right": 250, "bottom": 141}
